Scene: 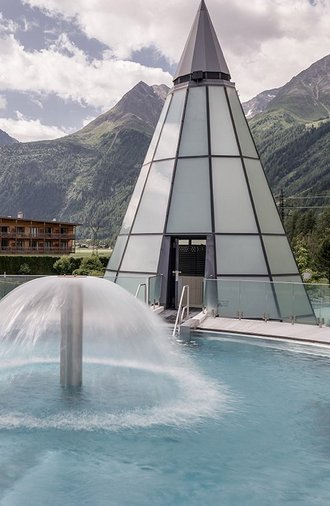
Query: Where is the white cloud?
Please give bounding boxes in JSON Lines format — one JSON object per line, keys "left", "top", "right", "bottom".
{"left": 0, "top": 113, "right": 71, "bottom": 142}
{"left": 0, "top": 94, "right": 7, "bottom": 110}
{"left": 0, "top": 32, "right": 172, "bottom": 110}
{"left": 22, "top": 0, "right": 330, "bottom": 100}
{"left": 0, "top": 13, "right": 19, "bottom": 35}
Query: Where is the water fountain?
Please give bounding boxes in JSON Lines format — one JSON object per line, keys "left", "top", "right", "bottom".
{"left": 0, "top": 276, "right": 221, "bottom": 430}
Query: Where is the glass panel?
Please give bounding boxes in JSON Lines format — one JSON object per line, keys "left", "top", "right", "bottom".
{"left": 263, "top": 236, "right": 299, "bottom": 275}
{"left": 120, "top": 235, "right": 162, "bottom": 273}
{"left": 154, "top": 88, "right": 186, "bottom": 160}
{"left": 208, "top": 86, "right": 239, "bottom": 156}
{"left": 116, "top": 274, "right": 148, "bottom": 301}
{"left": 166, "top": 158, "right": 212, "bottom": 233}
{"left": 203, "top": 278, "right": 320, "bottom": 323}
{"left": 272, "top": 275, "right": 302, "bottom": 283}
{"left": 148, "top": 275, "right": 162, "bottom": 305}
{"left": 120, "top": 164, "right": 150, "bottom": 234}
{"left": 216, "top": 235, "right": 268, "bottom": 275}
{"left": 212, "top": 278, "right": 279, "bottom": 319}
{"left": 203, "top": 279, "right": 218, "bottom": 314}
{"left": 245, "top": 159, "right": 284, "bottom": 234}
{"left": 238, "top": 279, "right": 279, "bottom": 319}
{"left": 179, "top": 87, "right": 208, "bottom": 156}
{"left": 305, "top": 283, "right": 330, "bottom": 326}
{"left": 132, "top": 160, "right": 175, "bottom": 233}
{"left": 215, "top": 278, "right": 239, "bottom": 318}
{"left": 106, "top": 235, "right": 128, "bottom": 271}
{"left": 226, "top": 87, "right": 258, "bottom": 158}
{"left": 271, "top": 280, "right": 315, "bottom": 324}
{"left": 144, "top": 94, "right": 171, "bottom": 164}
{"left": 212, "top": 158, "right": 257, "bottom": 233}
{"left": 104, "top": 271, "right": 116, "bottom": 281}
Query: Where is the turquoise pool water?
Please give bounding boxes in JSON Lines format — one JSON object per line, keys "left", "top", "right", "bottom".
{"left": 1, "top": 333, "right": 330, "bottom": 505}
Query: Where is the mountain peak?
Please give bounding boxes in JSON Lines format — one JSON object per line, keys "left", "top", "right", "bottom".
{"left": 70, "top": 81, "right": 169, "bottom": 144}
{"left": 0, "top": 129, "right": 19, "bottom": 146}
{"left": 242, "top": 88, "right": 280, "bottom": 118}
{"left": 266, "top": 53, "right": 330, "bottom": 121}
{"left": 243, "top": 54, "right": 330, "bottom": 122}
{"left": 152, "top": 84, "right": 169, "bottom": 101}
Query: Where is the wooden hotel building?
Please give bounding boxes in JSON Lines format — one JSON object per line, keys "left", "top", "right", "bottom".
{"left": 0, "top": 213, "right": 77, "bottom": 255}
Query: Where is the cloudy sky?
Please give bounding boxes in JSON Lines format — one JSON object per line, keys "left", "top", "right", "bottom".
{"left": 0, "top": 0, "right": 328, "bottom": 142}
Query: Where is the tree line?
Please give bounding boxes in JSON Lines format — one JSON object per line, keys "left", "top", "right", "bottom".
{"left": 284, "top": 207, "right": 330, "bottom": 284}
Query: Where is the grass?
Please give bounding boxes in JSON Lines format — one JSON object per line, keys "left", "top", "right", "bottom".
{"left": 73, "top": 247, "right": 111, "bottom": 258}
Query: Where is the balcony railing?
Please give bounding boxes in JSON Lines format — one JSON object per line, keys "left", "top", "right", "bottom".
{"left": 0, "top": 232, "right": 75, "bottom": 239}
{"left": 0, "top": 247, "right": 75, "bottom": 254}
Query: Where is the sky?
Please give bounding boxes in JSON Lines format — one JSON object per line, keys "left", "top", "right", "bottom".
{"left": 0, "top": 0, "right": 329, "bottom": 142}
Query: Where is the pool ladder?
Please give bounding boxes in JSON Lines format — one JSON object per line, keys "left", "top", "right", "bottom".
{"left": 135, "top": 283, "right": 148, "bottom": 304}
{"left": 172, "top": 285, "right": 190, "bottom": 337}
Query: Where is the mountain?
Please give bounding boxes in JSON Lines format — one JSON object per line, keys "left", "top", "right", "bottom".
{"left": 242, "top": 88, "right": 279, "bottom": 118}
{"left": 247, "top": 54, "right": 330, "bottom": 200}
{"left": 266, "top": 54, "right": 330, "bottom": 121}
{"left": 0, "top": 82, "right": 168, "bottom": 238}
{"left": 0, "top": 129, "right": 18, "bottom": 145}
{"left": 243, "top": 54, "right": 330, "bottom": 121}
{"left": 0, "top": 54, "right": 329, "bottom": 242}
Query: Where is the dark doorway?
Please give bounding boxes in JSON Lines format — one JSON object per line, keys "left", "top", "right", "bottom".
{"left": 178, "top": 241, "right": 206, "bottom": 276}
{"left": 167, "top": 237, "right": 206, "bottom": 308}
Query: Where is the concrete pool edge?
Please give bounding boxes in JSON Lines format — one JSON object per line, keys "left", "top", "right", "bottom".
{"left": 195, "top": 315, "right": 330, "bottom": 346}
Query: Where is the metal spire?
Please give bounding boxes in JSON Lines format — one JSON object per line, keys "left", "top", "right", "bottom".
{"left": 173, "top": 0, "right": 230, "bottom": 83}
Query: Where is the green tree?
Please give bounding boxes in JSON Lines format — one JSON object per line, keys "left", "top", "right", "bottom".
{"left": 293, "top": 238, "right": 310, "bottom": 273}
{"left": 284, "top": 210, "right": 299, "bottom": 242}
{"left": 315, "top": 238, "right": 330, "bottom": 284}
{"left": 73, "top": 255, "right": 104, "bottom": 276}
{"left": 314, "top": 207, "right": 330, "bottom": 239}
{"left": 300, "top": 210, "right": 317, "bottom": 236}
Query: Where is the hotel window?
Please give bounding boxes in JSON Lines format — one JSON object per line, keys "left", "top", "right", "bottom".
{"left": 30, "top": 227, "right": 38, "bottom": 237}
{"left": 17, "top": 227, "right": 25, "bottom": 234}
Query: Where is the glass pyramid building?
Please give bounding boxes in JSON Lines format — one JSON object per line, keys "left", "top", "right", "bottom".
{"left": 105, "top": 0, "right": 315, "bottom": 323}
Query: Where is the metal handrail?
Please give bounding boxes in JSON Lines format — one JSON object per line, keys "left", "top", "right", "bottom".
{"left": 135, "top": 283, "right": 148, "bottom": 304}
{"left": 172, "top": 285, "right": 190, "bottom": 337}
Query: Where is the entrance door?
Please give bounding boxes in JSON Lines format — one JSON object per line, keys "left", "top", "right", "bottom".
{"left": 168, "top": 238, "right": 206, "bottom": 308}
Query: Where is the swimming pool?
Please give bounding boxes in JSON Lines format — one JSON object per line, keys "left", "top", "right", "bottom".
{"left": 1, "top": 333, "right": 330, "bottom": 505}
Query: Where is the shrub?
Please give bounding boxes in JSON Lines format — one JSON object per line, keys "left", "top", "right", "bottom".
{"left": 53, "top": 256, "right": 81, "bottom": 275}
{"left": 17, "top": 263, "right": 31, "bottom": 275}
{"left": 73, "top": 255, "right": 105, "bottom": 276}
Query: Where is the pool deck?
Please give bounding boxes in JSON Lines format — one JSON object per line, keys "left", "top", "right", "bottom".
{"left": 197, "top": 315, "right": 330, "bottom": 345}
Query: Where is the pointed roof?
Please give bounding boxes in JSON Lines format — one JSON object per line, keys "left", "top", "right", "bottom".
{"left": 173, "top": 0, "right": 230, "bottom": 82}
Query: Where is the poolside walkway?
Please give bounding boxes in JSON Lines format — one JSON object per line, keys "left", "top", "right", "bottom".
{"left": 197, "top": 316, "right": 330, "bottom": 345}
